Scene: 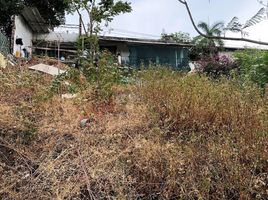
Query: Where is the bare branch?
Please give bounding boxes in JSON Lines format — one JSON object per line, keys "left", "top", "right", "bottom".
{"left": 76, "top": 9, "right": 88, "bottom": 35}
{"left": 178, "top": 0, "right": 268, "bottom": 46}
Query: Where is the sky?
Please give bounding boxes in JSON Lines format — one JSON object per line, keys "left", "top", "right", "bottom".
{"left": 64, "top": 0, "right": 268, "bottom": 48}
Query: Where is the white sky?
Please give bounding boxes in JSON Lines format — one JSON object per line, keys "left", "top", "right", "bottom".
{"left": 63, "top": 0, "right": 268, "bottom": 48}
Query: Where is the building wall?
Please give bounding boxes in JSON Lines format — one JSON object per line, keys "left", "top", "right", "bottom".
{"left": 99, "top": 41, "right": 130, "bottom": 64}
{"left": 128, "top": 45, "right": 189, "bottom": 69}
{"left": 13, "top": 15, "right": 33, "bottom": 57}
{"left": 99, "top": 42, "right": 189, "bottom": 69}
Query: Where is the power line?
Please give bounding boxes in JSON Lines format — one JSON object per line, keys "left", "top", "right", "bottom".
{"left": 102, "top": 31, "right": 158, "bottom": 39}
{"left": 111, "top": 28, "right": 160, "bottom": 38}
{"left": 100, "top": 26, "right": 160, "bottom": 38}
{"left": 26, "top": 20, "right": 161, "bottom": 38}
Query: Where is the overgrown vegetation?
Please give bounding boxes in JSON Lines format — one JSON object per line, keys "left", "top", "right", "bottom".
{"left": 0, "top": 0, "right": 70, "bottom": 37}
{"left": 161, "top": 31, "right": 192, "bottom": 43}
{"left": 1, "top": 1, "right": 267, "bottom": 198}
{"left": 0, "top": 61, "right": 267, "bottom": 199}
{"left": 196, "top": 54, "right": 238, "bottom": 78}
{"left": 234, "top": 49, "right": 268, "bottom": 92}
{"left": 67, "top": 0, "right": 132, "bottom": 63}
{"left": 83, "top": 50, "right": 130, "bottom": 102}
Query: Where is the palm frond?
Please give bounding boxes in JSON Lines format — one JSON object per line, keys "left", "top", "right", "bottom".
{"left": 243, "top": 8, "right": 265, "bottom": 29}
{"left": 211, "top": 21, "right": 224, "bottom": 31}
{"left": 210, "top": 21, "right": 224, "bottom": 36}
{"left": 224, "top": 17, "right": 243, "bottom": 32}
{"left": 197, "top": 21, "right": 210, "bottom": 34}
{"left": 211, "top": 29, "right": 222, "bottom": 36}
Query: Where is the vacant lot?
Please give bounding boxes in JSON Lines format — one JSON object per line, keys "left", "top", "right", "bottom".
{"left": 0, "top": 67, "right": 267, "bottom": 199}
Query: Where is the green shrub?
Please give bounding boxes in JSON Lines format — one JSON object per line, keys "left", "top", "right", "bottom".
{"left": 234, "top": 49, "right": 268, "bottom": 92}
{"left": 81, "top": 50, "right": 130, "bottom": 103}
{"left": 50, "top": 67, "right": 87, "bottom": 96}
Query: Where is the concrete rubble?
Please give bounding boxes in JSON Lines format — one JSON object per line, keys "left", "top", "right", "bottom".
{"left": 0, "top": 53, "right": 7, "bottom": 68}
{"left": 61, "top": 93, "right": 77, "bottom": 99}
{"left": 29, "top": 63, "right": 66, "bottom": 76}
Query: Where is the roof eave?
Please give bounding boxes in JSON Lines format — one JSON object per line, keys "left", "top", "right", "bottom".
{"left": 21, "top": 7, "right": 50, "bottom": 34}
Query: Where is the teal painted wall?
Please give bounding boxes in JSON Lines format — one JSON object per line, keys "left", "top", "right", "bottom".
{"left": 128, "top": 45, "right": 189, "bottom": 70}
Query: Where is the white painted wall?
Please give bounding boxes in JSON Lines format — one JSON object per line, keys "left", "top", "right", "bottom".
{"left": 13, "top": 15, "right": 33, "bottom": 57}
{"left": 35, "top": 32, "right": 79, "bottom": 43}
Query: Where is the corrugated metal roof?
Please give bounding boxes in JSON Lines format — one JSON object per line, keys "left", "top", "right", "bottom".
{"left": 98, "top": 36, "right": 193, "bottom": 47}
{"left": 21, "top": 7, "right": 49, "bottom": 33}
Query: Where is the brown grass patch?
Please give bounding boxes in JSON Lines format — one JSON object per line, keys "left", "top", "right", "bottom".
{"left": 0, "top": 67, "right": 267, "bottom": 199}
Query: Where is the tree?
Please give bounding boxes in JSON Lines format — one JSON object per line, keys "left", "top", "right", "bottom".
{"left": 195, "top": 21, "right": 224, "bottom": 46}
{"left": 257, "top": 0, "right": 268, "bottom": 17}
{"left": 25, "top": 0, "right": 70, "bottom": 27}
{"left": 66, "top": 0, "right": 132, "bottom": 62}
{"left": 0, "top": 0, "right": 23, "bottom": 37}
{"left": 65, "top": 0, "right": 132, "bottom": 99}
{"left": 0, "top": 0, "right": 70, "bottom": 37}
{"left": 161, "top": 31, "right": 192, "bottom": 43}
{"left": 224, "top": 8, "right": 266, "bottom": 38}
{"left": 67, "top": 0, "right": 132, "bottom": 36}
{"left": 177, "top": 0, "right": 268, "bottom": 46}
{"left": 192, "top": 21, "right": 224, "bottom": 56}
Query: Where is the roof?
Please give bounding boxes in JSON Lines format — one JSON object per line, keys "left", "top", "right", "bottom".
{"left": 98, "top": 36, "right": 193, "bottom": 47}
{"left": 223, "top": 44, "right": 268, "bottom": 51}
{"left": 21, "top": 7, "right": 49, "bottom": 33}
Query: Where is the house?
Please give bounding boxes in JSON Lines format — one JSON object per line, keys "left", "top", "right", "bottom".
{"left": 7, "top": 7, "right": 191, "bottom": 69}
{"left": 4, "top": 7, "right": 268, "bottom": 70}
{"left": 11, "top": 7, "right": 50, "bottom": 58}
{"left": 33, "top": 35, "right": 191, "bottom": 69}
{"left": 98, "top": 36, "right": 191, "bottom": 69}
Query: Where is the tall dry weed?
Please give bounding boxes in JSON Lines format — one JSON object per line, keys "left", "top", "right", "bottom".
{"left": 0, "top": 67, "right": 267, "bottom": 199}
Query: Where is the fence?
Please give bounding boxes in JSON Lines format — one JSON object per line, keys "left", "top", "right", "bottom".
{"left": 0, "top": 31, "right": 11, "bottom": 56}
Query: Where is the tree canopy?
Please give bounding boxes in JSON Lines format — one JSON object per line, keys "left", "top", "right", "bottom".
{"left": 66, "top": 0, "right": 132, "bottom": 64}
{"left": 0, "top": 0, "right": 23, "bottom": 36}
{"left": 195, "top": 21, "right": 224, "bottom": 47}
{"left": 0, "top": 0, "right": 70, "bottom": 37}
{"left": 178, "top": 0, "right": 268, "bottom": 46}
{"left": 25, "top": 0, "right": 70, "bottom": 27}
{"left": 66, "top": 0, "right": 132, "bottom": 36}
{"left": 190, "top": 21, "right": 224, "bottom": 58}
{"left": 161, "top": 32, "right": 192, "bottom": 43}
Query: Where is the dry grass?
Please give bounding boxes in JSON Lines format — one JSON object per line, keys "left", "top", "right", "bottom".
{"left": 0, "top": 67, "right": 267, "bottom": 199}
